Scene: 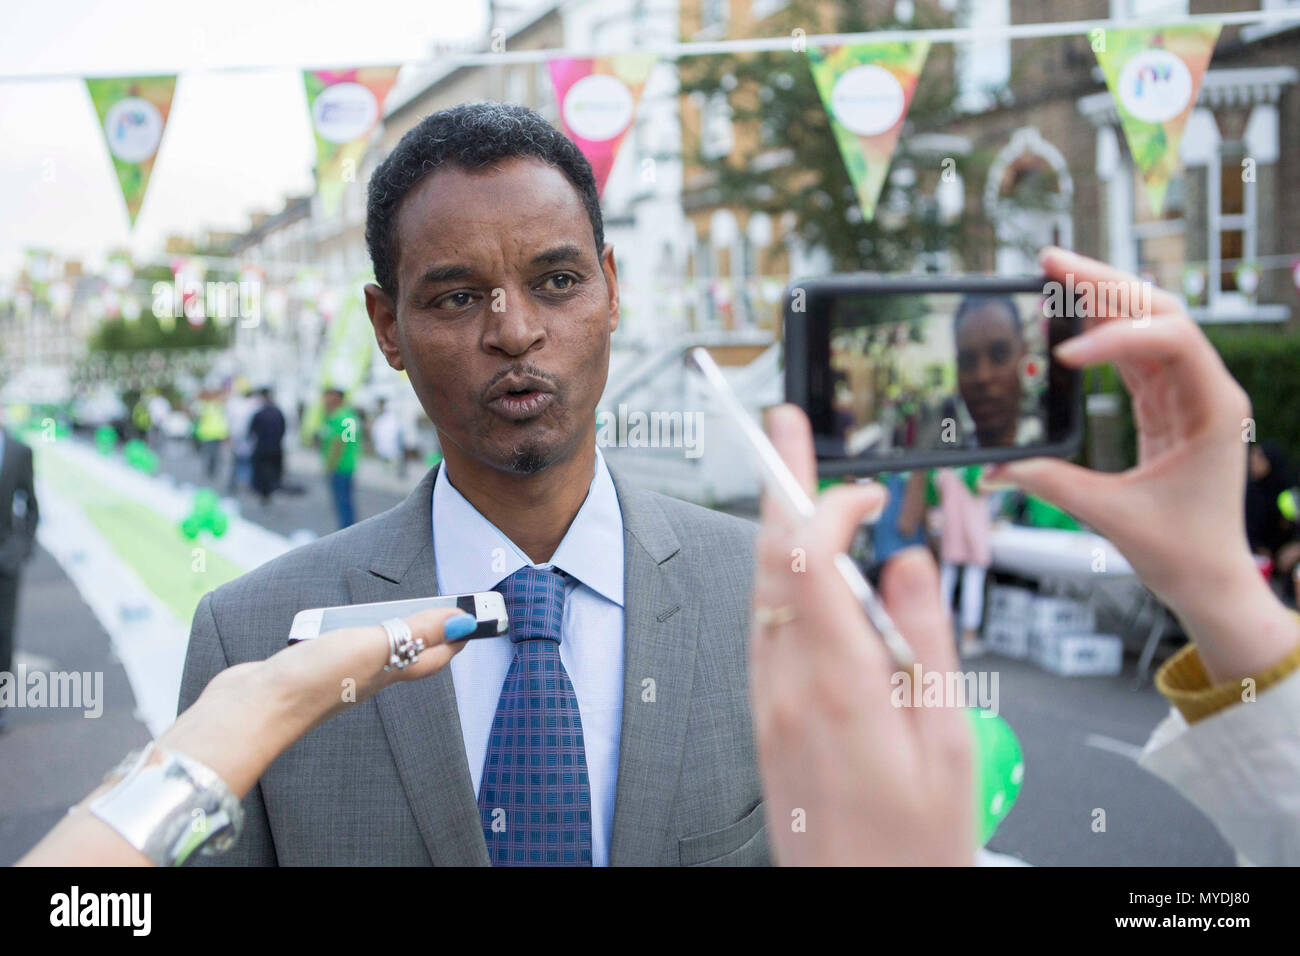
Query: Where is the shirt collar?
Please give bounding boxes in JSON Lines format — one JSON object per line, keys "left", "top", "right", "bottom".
{"left": 431, "top": 446, "right": 624, "bottom": 608}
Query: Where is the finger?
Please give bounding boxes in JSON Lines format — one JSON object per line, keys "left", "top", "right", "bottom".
{"left": 806, "top": 482, "right": 888, "bottom": 557}
{"left": 405, "top": 607, "right": 473, "bottom": 646}
{"left": 1039, "top": 246, "right": 1181, "bottom": 320}
{"left": 392, "top": 607, "right": 472, "bottom": 681}
{"left": 1053, "top": 314, "right": 1237, "bottom": 411}
{"left": 879, "top": 546, "right": 956, "bottom": 677}
{"left": 879, "top": 548, "right": 972, "bottom": 761}
{"left": 983, "top": 457, "right": 1115, "bottom": 531}
{"left": 761, "top": 403, "right": 817, "bottom": 528}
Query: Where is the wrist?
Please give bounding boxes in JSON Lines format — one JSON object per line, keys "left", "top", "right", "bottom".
{"left": 160, "top": 663, "right": 294, "bottom": 798}
{"left": 1162, "top": 555, "right": 1299, "bottom": 684}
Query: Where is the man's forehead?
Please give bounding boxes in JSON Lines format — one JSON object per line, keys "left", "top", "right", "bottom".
{"left": 398, "top": 159, "right": 586, "bottom": 236}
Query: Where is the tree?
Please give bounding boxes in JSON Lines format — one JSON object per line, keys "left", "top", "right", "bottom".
{"left": 678, "top": 1, "right": 975, "bottom": 276}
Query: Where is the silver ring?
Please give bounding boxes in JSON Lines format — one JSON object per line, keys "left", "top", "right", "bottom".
{"left": 381, "top": 618, "right": 422, "bottom": 671}
{"left": 754, "top": 605, "right": 799, "bottom": 630}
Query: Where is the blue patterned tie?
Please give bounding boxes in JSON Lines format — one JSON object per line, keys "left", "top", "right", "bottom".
{"left": 477, "top": 566, "right": 592, "bottom": 865}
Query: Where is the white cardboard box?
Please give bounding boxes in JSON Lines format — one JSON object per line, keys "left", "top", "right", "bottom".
{"left": 1029, "top": 595, "right": 1095, "bottom": 639}
{"left": 1033, "top": 633, "right": 1123, "bottom": 677}
{"left": 983, "top": 618, "right": 1030, "bottom": 659}
{"left": 988, "top": 585, "right": 1035, "bottom": 622}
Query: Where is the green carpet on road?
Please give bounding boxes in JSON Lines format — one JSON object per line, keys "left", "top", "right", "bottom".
{"left": 35, "top": 444, "right": 248, "bottom": 625}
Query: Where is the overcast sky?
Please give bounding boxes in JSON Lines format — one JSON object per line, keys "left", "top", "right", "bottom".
{"left": 0, "top": 0, "right": 490, "bottom": 275}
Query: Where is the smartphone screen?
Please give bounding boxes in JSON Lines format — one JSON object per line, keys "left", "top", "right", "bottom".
{"left": 786, "top": 277, "right": 1082, "bottom": 475}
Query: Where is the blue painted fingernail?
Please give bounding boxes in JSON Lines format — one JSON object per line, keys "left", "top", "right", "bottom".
{"left": 444, "top": 613, "right": 477, "bottom": 640}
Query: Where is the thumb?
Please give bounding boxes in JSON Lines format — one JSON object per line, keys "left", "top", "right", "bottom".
{"left": 983, "top": 457, "right": 1114, "bottom": 529}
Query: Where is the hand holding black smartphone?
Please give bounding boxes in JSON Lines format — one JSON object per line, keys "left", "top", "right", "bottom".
{"left": 783, "top": 275, "right": 1083, "bottom": 476}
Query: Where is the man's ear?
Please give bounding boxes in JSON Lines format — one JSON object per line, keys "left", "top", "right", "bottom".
{"left": 364, "top": 283, "right": 404, "bottom": 371}
{"left": 600, "top": 243, "right": 620, "bottom": 334}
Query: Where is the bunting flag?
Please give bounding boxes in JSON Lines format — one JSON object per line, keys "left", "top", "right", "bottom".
{"left": 303, "top": 66, "right": 401, "bottom": 217}
{"left": 807, "top": 40, "right": 930, "bottom": 222}
{"left": 548, "top": 53, "right": 656, "bottom": 195}
{"left": 1093, "top": 22, "right": 1220, "bottom": 217}
{"left": 85, "top": 75, "right": 177, "bottom": 227}
{"left": 319, "top": 276, "right": 378, "bottom": 393}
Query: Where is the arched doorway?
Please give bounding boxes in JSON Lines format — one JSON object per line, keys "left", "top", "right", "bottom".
{"left": 984, "top": 127, "right": 1074, "bottom": 274}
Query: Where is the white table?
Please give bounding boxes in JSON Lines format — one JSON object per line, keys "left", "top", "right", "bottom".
{"left": 987, "top": 523, "right": 1173, "bottom": 685}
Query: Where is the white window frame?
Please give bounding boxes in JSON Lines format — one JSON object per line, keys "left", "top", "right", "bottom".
{"left": 1207, "top": 143, "right": 1258, "bottom": 311}
{"left": 750, "top": 0, "right": 789, "bottom": 20}
{"left": 698, "top": 0, "right": 729, "bottom": 37}
{"left": 1128, "top": 141, "right": 1259, "bottom": 314}
{"left": 700, "top": 90, "right": 734, "bottom": 160}
{"left": 1109, "top": 0, "right": 1189, "bottom": 18}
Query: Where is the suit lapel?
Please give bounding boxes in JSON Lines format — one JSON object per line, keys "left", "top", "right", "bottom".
{"left": 607, "top": 472, "right": 699, "bottom": 865}
{"left": 345, "top": 467, "right": 490, "bottom": 867}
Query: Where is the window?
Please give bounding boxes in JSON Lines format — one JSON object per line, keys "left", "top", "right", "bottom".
{"left": 1129, "top": 140, "right": 1257, "bottom": 309}
{"left": 1110, "top": 0, "right": 1188, "bottom": 18}
{"left": 1211, "top": 143, "right": 1256, "bottom": 298}
{"left": 535, "top": 62, "right": 557, "bottom": 122}
{"left": 954, "top": 0, "right": 1010, "bottom": 113}
{"left": 701, "top": 91, "right": 734, "bottom": 160}
{"left": 750, "top": 0, "right": 788, "bottom": 20}
{"left": 505, "top": 67, "right": 527, "bottom": 106}
{"left": 700, "top": 0, "right": 728, "bottom": 33}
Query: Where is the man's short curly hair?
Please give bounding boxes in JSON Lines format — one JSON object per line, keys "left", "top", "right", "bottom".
{"left": 365, "top": 101, "right": 604, "bottom": 297}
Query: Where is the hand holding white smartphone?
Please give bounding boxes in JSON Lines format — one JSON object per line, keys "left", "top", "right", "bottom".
{"left": 287, "top": 592, "right": 509, "bottom": 643}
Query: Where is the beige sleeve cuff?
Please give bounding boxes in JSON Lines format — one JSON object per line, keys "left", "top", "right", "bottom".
{"left": 1155, "top": 613, "right": 1300, "bottom": 724}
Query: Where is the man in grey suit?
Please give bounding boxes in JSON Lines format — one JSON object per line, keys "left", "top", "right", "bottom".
{"left": 178, "top": 102, "right": 768, "bottom": 865}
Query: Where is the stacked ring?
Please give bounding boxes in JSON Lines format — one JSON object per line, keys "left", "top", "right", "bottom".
{"left": 381, "top": 618, "right": 426, "bottom": 671}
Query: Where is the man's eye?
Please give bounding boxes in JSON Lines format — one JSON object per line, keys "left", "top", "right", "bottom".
{"left": 541, "top": 273, "right": 578, "bottom": 292}
{"left": 433, "top": 291, "right": 475, "bottom": 309}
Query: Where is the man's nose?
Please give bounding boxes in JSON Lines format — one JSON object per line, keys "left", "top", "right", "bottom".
{"left": 482, "top": 289, "right": 546, "bottom": 357}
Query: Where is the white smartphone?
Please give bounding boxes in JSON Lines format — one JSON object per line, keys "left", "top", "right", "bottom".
{"left": 287, "top": 592, "right": 509, "bottom": 643}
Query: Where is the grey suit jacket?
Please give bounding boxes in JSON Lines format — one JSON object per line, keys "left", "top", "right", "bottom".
{"left": 177, "top": 463, "right": 769, "bottom": 865}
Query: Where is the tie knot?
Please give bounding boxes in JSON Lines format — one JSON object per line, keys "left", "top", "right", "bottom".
{"left": 494, "top": 566, "right": 566, "bottom": 644}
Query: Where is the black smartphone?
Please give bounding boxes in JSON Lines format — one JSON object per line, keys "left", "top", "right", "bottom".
{"left": 784, "top": 275, "right": 1083, "bottom": 477}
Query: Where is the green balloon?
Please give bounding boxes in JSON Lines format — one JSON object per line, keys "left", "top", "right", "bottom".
{"left": 967, "top": 708, "right": 1025, "bottom": 846}
{"left": 180, "top": 488, "right": 228, "bottom": 540}
{"left": 95, "top": 425, "right": 117, "bottom": 455}
{"left": 193, "top": 488, "right": 219, "bottom": 516}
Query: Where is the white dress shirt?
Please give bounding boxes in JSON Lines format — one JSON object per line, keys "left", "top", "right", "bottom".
{"left": 433, "top": 448, "right": 626, "bottom": 865}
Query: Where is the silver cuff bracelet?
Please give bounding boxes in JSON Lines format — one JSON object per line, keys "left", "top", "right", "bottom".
{"left": 88, "top": 742, "right": 244, "bottom": 866}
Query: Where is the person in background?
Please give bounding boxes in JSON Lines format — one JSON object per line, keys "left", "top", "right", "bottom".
{"left": 225, "top": 383, "right": 258, "bottom": 495}
{"left": 933, "top": 464, "right": 993, "bottom": 657}
{"left": 1246, "top": 441, "right": 1300, "bottom": 602}
{"left": 371, "top": 397, "right": 406, "bottom": 479}
{"left": 872, "top": 470, "right": 928, "bottom": 562}
{"left": 0, "top": 414, "right": 39, "bottom": 733}
{"left": 130, "top": 395, "right": 151, "bottom": 441}
{"left": 248, "top": 387, "right": 286, "bottom": 507}
{"left": 319, "top": 387, "right": 358, "bottom": 529}
{"left": 147, "top": 391, "right": 171, "bottom": 447}
{"left": 193, "top": 387, "right": 230, "bottom": 483}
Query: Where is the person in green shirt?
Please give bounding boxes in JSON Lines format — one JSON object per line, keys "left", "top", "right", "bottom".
{"left": 319, "top": 388, "right": 359, "bottom": 528}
